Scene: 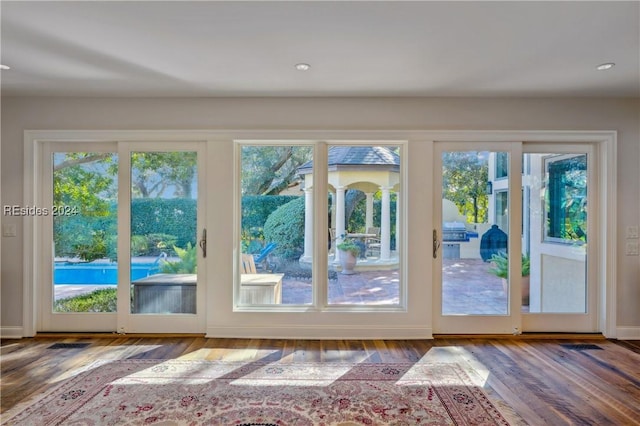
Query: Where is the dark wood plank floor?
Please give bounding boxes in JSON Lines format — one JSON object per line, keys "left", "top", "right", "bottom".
{"left": 2, "top": 335, "right": 639, "bottom": 425}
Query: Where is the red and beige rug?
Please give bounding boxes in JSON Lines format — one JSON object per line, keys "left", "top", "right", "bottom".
{"left": 3, "top": 359, "right": 510, "bottom": 425}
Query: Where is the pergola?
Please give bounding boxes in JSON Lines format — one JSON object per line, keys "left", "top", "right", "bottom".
{"left": 297, "top": 146, "right": 400, "bottom": 263}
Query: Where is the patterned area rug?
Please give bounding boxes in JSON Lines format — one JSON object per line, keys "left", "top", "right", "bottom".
{"left": 2, "top": 360, "right": 510, "bottom": 425}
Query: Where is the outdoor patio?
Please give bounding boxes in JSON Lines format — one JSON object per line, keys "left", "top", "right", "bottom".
{"left": 54, "top": 259, "right": 524, "bottom": 313}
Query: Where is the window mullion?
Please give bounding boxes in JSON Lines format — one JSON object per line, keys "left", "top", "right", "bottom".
{"left": 313, "top": 142, "right": 329, "bottom": 308}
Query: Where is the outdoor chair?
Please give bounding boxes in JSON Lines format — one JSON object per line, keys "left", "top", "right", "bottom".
{"left": 241, "top": 253, "right": 258, "bottom": 273}
{"left": 253, "top": 242, "right": 277, "bottom": 270}
{"left": 365, "top": 227, "right": 381, "bottom": 257}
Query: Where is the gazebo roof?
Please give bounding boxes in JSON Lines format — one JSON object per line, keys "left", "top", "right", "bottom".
{"left": 298, "top": 146, "right": 399, "bottom": 175}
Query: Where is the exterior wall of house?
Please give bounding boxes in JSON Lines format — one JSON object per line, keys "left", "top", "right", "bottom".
{"left": 2, "top": 97, "right": 639, "bottom": 337}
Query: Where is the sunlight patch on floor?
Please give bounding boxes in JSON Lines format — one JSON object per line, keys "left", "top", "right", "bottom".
{"left": 411, "top": 346, "right": 490, "bottom": 387}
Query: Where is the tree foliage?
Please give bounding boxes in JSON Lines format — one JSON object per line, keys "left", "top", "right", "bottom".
{"left": 53, "top": 151, "right": 198, "bottom": 261}
{"left": 131, "top": 152, "right": 197, "bottom": 198}
{"left": 53, "top": 153, "right": 117, "bottom": 260}
{"left": 241, "top": 146, "right": 312, "bottom": 195}
{"left": 53, "top": 152, "right": 115, "bottom": 216}
{"left": 442, "top": 152, "right": 489, "bottom": 223}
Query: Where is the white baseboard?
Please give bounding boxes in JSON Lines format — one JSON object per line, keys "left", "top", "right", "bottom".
{"left": 206, "top": 325, "right": 433, "bottom": 340}
{"left": 616, "top": 326, "right": 640, "bottom": 340}
{"left": 0, "top": 326, "right": 24, "bottom": 339}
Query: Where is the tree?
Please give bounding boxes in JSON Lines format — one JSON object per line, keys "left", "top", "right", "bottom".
{"left": 241, "top": 146, "right": 312, "bottom": 195}
{"left": 52, "top": 151, "right": 198, "bottom": 260}
{"left": 54, "top": 154, "right": 115, "bottom": 214}
{"left": 53, "top": 153, "right": 117, "bottom": 260}
{"left": 442, "top": 152, "right": 489, "bottom": 223}
{"left": 130, "top": 152, "right": 197, "bottom": 198}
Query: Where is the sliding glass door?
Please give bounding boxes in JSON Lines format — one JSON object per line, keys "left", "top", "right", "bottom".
{"left": 41, "top": 143, "right": 119, "bottom": 331}
{"left": 521, "top": 145, "right": 597, "bottom": 332}
{"left": 433, "top": 141, "right": 598, "bottom": 334}
{"left": 40, "top": 141, "right": 206, "bottom": 333}
{"left": 433, "top": 142, "right": 522, "bottom": 334}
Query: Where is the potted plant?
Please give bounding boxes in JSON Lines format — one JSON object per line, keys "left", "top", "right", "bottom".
{"left": 488, "top": 252, "right": 530, "bottom": 305}
{"left": 336, "top": 239, "right": 360, "bottom": 275}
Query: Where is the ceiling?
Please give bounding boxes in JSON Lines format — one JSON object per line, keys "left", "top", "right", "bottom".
{"left": 1, "top": 1, "right": 638, "bottom": 98}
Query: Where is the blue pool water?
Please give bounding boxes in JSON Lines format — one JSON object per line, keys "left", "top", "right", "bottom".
{"left": 54, "top": 262, "right": 160, "bottom": 285}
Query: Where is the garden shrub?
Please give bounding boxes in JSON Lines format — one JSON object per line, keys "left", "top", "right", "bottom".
{"left": 54, "top": 288, "right": 117, "bottom": 312}
{"left": 131, "top": 233, "right": 178, "bottom": 256}
{"left": 263, "top": 197, "right": 305, "bottom": 260}
{"left": 241, "top": 195, "right": 298, "bottom": 252}
{"left": 55, "top": 199, "right": 196, "bottom": 260}
{"left": 73, "top": 230, "right": 109, "bottom": 262}
{"left": 160, "top": 243, "right": 197, "bottom": 273}
{"left": 242, "top": 195, "right": 298, "bottom": 230}
{"left": 54, "top": 203, "right": 117, "bottom": 260}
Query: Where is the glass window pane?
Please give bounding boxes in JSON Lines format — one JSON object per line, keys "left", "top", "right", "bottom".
{"left": 328, "top": 145, "right": 401, "bottom": 305}
{"left": 496, "top": 152, "right": 508, "bottom": 179}
{"left": 130, "top": 152, "right": 198, "bottom": 314}
{"left": 544, "top": 155, "right": 587, "bottom": 243}
{"left": 442, "top": 150, "right": 509, "bottom": 315}
{"left": 240, "top": 145, "right": 313, "bottom": 305}
{"left": 52, "top": 152, "right": 118, "bottom": 313}
{"left": 524, "top": 153, "right": 588, "bottom": 313}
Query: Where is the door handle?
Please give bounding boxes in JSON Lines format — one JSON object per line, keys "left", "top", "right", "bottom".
{"left": 199, "top": 228, "right": 207, "bottom": 258}
{"left": 433, "top": 229, "right": 440, "bottom": 259}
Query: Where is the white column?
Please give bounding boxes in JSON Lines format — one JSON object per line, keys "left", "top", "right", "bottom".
{"left": 329, "top": 191, "right": 337, "bottom": 261}
{"left": 335, "top": 186, "right": 346, "bottom": 263}
{"left": 330, "top": 191, "right": 336, "bottom": 230}
{"left": 394, "top": 192, "right": 400, "bottom": 255}
{"left": 300, "top": 187, "right": 313, "bottom": 263}
{"left": 365, "top": 192, "right": 374, "bottom": 231}
{"left": 380, "top": 186, "right": 391, "bottom": 261}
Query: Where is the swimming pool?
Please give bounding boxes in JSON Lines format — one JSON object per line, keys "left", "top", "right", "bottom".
{"left": 54, "top": 262, "right": 161, "bottom": 285}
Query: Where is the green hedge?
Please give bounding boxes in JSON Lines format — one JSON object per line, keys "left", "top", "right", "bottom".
{"left": 241, "top": 195, "right": 299, "bottom": 252}
{"left": 55, "top": 196, "right": 300, "bottom": 260}
{"left": 242, "top": 195, "right": 298, "bottom": 231}
{"left": 130, "top": 198, "right": 196, "bottom": 249}
{"left": 54, "top": 199, "right": 197, "bottom": 260}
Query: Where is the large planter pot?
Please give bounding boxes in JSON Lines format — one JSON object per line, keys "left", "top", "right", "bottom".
{"left": 502, "top": 276, "right": 530, "bottom": 305}
{"left": 339, "top": 250, "right": 358, "bottom": 275}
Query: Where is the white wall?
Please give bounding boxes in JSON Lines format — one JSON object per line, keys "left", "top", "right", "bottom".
{"left": 2, "top": 97, "right": 639, "bottom": 337}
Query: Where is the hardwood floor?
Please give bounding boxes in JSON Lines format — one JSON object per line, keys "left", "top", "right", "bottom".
{"left": 2, "top": 335, "right": 639, "bottom": 425}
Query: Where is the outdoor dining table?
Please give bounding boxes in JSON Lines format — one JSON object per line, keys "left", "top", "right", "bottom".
{"left": 346, "top": 233, "right": 378, "bottom": 258}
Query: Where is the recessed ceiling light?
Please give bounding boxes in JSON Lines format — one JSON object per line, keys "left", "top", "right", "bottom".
{"left": 596, "top": 62, "right": 615, "bottom": 71}
{"left": 0, "top": 64, "right": 10, "bottom": 70}
{"left": 295, "top": 63, "right": 311, "bottom": 71}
